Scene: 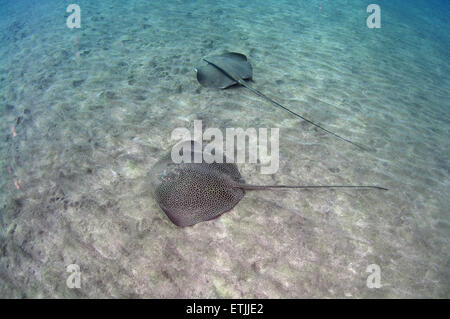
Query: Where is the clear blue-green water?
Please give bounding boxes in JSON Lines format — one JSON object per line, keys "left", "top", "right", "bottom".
{"left": 0, "top": 0, "right": 448, "bottom": 298}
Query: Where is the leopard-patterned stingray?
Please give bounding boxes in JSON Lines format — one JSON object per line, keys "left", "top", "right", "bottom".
{"left": 149, "top": 141, "right": 386, "bottom": 227}
{"left": 195, "top": 52, "right": 366, "bottom": 150}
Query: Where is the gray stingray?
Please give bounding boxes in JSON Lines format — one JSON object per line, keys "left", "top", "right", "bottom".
{"left": 195, "top": 52, "right": 366, "bottom": 150}
{"left": 149, "top": 141, "right": 386, "bottom": 227}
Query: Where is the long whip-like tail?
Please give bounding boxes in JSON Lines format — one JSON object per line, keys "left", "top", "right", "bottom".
{"left": 239, "top": 184, "right": 388, "bottom": 191}
{"left": 203, "top": 58, "right": 368, "bottom": 151}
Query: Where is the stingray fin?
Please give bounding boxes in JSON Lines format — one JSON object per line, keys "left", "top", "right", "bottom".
{"left": 220, "top": 83, "right": 237, "bottom": 89}
{"left": 220, "top": 52, "right": 248, "bottom": 61}
{"left": 195, "top": 68, "right": 208, "bottom": 86}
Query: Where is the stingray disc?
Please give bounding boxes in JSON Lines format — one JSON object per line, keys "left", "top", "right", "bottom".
{"left": 149, "top": 143, "right": 245, "bottom": 227}
{"left": 195, "top": 52, "right": 253, "bottom": 89}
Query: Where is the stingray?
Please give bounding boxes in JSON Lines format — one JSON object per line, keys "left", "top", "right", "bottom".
{"left": 195, "top": 52, "right": 366, "bottom": 150}
{"left": 149, "top": 141, "right": 386, "bottom": 227}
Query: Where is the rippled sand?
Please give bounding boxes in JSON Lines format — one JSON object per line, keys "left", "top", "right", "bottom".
{"left": 0, "top": 0, "right": 448, "bottom": 298}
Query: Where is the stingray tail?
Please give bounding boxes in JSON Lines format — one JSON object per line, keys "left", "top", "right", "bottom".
{"left": 202, "top": 57, "right": 367, "bottom": 150}
{"left": 239, "top": 184, "right": 388, "bottom": 191}
{"left": 241, "top": 84, "right": 368, "bottom": 151}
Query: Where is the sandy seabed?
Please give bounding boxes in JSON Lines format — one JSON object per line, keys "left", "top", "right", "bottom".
{"left": 0, "top": 0, "right": 448, "bottom": 298}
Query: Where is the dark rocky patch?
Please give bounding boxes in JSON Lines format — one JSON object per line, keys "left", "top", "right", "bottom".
{"left": 72, "top": 80, "right": 84, "bottom": 88}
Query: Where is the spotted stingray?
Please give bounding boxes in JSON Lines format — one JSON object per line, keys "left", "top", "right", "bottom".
{"left": 195, "top": 52, "right": 367, "bottom": 150}
{"left": 149, "top": 141, "right": 386, "bottom": 227}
